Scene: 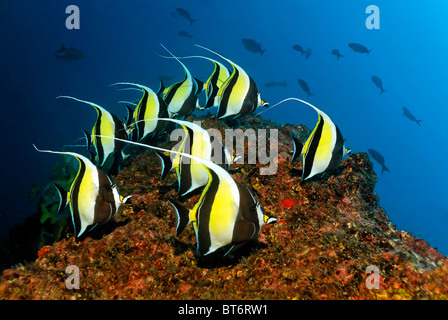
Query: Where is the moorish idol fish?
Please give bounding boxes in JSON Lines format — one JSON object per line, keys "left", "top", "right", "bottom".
{"left": 292, "top": 99, "right": 350, "bottom": 180}
{"left": 156, "top": 54, "right": 231, "bottom": 110}
{"left": 256, "top": 97, "right": 350, "bottom": 181}
{"left": 146, "top": 118, "right": 232, "bottom": 198}
{"left": 159, "top": 44, "right": 203, "bottom": 118}
{"left": 93, "top": 135, "right": 278, "bottom": 258}
{"left": 33, "top": 145, "right": 131, "bottom": 237}
{"left": 195, "top": 44, "right": 269, "bottom": 120}
{"left": 111, "top": 82, "right": 168, "bottom": 142}
{"left": 57, "top": 96, "right": 128, "bottom": 175}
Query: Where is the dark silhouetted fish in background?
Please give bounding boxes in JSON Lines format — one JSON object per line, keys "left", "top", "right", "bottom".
{"left": 176, "top": 8, "right": 197, "bottom": 26}
{"left": 178, "top": 31, "right": 193, "bottom": 39}
{"left": 348, "top": 42, "right": 372, "bottom": 54}
{"left": 371, "top": 75, "right": 387, "bottom": 94}
{"left": 55, "top": 43, "right": 85, "bottom": 61}
{"left": 331, "top": 49, "right": 344, "bottom": 60}
{"left": 242, "top": 38, "right": 266, "bottom": 55}
{"left": 264, "top": 81, "right": 287, "bottom": 88}
{"left": 292, "top": 44, "right": 304, "bottom": 56}
{"left": 368, "top": 149, "right": 390, "bottom": 174}
{"left": 297, "top": 79, "right": 313, "bottom": 97}
{"left": 304, "top": 48, "right": 312, "bottom": 59}
{"left": 402, "top": 106, "right": 423, "bottom": 126}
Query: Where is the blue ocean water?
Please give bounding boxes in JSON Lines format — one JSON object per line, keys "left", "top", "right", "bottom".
{"left": 1, "top": 0, "right": 447, "bottom": 255}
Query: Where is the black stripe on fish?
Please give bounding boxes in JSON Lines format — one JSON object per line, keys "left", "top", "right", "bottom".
{"left": 302, "top": 115, "right": 324, "bottom": 180}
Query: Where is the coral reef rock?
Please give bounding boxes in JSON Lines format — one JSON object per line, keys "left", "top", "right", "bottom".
{"left": 1, "top": 115, "right": 447, "bottom": 300}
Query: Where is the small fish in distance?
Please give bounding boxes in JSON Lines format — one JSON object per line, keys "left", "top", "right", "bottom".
{"left": 242, "top": 38, "right": 266, "bottom": 55}
{"left": 368, "top": 149, "right": 390, "bottom": 174}
{"left": 178, "top": 31, "right": 193, "bottom": 39}
{"left": 292, "top": 44, "right": 304, "bottom": 56}
{"left": 176, "top": 8, "right": 197, "bottom": 26}
{"left": 402, "top": 106, "right": 423, "bottom": 126}
{"left": 371, "top": 75, "right": 387, "bottom": 94}
{"left": 297, "top": 79, "right": 313, "bottom": 98}
{"left": 348, "top": 42, "right": 372, "bottom": 54}
{"left": 55, "top": 43, "right": 85, "bottom": 61}
{"left": 331, "top": 49, "right": 344, "bottom": 60}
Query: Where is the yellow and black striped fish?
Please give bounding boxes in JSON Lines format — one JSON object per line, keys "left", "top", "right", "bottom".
{"left": 93, "top": 136, "right": 278, "bottom": 258}
{"left": 112, "top": 82, "right": 168, "bottom": 142}
{"left": 151, "top": 118, "right": 233, "bottom": 198}
{"left": 290, "top": 99, "right": 350, "bottom": 180}
{"left": 159, "top": 44, "right": 203, "bottom": 118}
{"left": 195, "top": 44, "right": 269, "bottom": 120}
{"left": 58, "top": 96, "right": 128, "bottom": 175}
{"left": 33, "top": 146, "right": 131, "bottom": 237}
{"left": 156, "top": 54, "right": 231, "bottom": 110}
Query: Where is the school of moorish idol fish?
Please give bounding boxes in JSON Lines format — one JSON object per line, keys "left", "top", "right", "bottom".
{"left": 34, "top": 42, "right": 368, "bottom": 260}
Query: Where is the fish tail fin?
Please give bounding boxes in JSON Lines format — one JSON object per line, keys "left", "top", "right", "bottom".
{"left": 308, "top": 92, "right": 314, "bottom": 98}
{"left": 381, "top": 166, "right": 390, "bottom": 174}
{"left": 368, "top": 48, "right": 373, "bottom": 54}
{"left": 168, "top": 200, "right": 191, "bottom": 236}
{"left": 53, "top": 184, "right": 68, "bottom": 214}
{"left": 155, "top": 151, "right": 173, "bottom": 180}
{"left": 380, "top": 88, "right": 387, "bottom": 95}
{"left": 416, "top": 120, "right": 423, "bottom": 126}
{"left": 260, "top": 49, "right": 266, "bottom": 56}
{"left": 190, "top": 18, "right": 198, "bottom": 26}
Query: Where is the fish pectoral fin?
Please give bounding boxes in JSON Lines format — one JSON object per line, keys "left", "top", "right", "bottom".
{"left": 168, "top": 200, "right": 191, "bottom": 236}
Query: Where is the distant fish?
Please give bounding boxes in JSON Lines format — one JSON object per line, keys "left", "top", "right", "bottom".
{"left": 55, "top": 43, "right": 85, "bottom": 61}
{"left": 242, "top": 38, "right": 266, "bottom": 55}
{"left": 371, "top": 75, "right": 387, "bottom": 94}
{"left": 297, "top": 79, "right": 313, "bottom": 98}
{"left": 33, "top": 146, "right": 131, "bottom": 237}
{"left": 292, "top": 44, "right": 304, "bottom": 56}
{"left": 368, "top": 149, "right": 390, "bottom": 174}
{"left": 304, "top": 48, "right": 312, "bottom": 59}
{"left": 196, "top": 44, "right": 269, "bottom": 120}
{"left": 402, "top": 106, "right": 423, "bottom": 126}
{"left": 176, "top": 8, "right": 197, "bottom": 26}
{"left": 348, "top": 43, "right": 372, "bottom": 54}
{"left": 264, "top": 81, "right": 287, "bottom": 88}
{"left": 331, "top": 49, "right": 344, "bottom": 60}
{"left": 178, "top": 31, "right": 193, "bottom": 39}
